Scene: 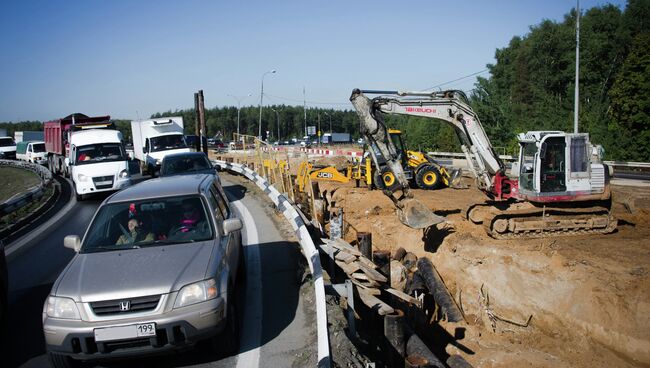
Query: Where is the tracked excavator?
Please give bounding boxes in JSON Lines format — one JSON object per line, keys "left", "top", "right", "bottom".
{"left": 350, "top": 88, "right": 617, "bottom": 238}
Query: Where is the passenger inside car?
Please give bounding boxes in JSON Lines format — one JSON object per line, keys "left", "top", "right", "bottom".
{"left": 115, "top": 218, "right": 154, "bottom": 245}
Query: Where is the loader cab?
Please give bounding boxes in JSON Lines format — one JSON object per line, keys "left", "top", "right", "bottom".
{"left": 387, "top": 129, "right": 407, "bottom": 167}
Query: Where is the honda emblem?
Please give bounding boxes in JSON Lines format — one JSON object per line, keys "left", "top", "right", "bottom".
{"left": 120, "top": 301, "right": 131, "bottom": 311}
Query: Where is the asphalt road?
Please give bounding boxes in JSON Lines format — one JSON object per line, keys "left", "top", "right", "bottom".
{"left": 1, "top": 173, "right": 314, "bottom": 367}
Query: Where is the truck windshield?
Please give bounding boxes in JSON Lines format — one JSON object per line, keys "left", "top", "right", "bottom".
{"left": 0, "top": 138, "right": 15, "bottom": 147}
{"left": 81, "top": 195, "right": 213, "bottom": 253}
{"left": 151, "top": 135, "right": 187, "bottom": 152}
{"left": 76, "top": 143, "right": 126, "bottom": 165}
{"left": 33, "top": 143, "right": 46, "bottom": 153}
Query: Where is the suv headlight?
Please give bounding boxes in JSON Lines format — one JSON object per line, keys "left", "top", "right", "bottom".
{"left": 119, "top": 169, "right": 130, "bottom": 179}
{"left": 77, "top": 173, "right": 88, "bottom": 182}
{"left": 46, "top": 296, "right": 81, "bottom": 320}
{"left": 155, "top": 159, "right": 162, "bottom": 166}
{"left": 174, "top": 279, "right": 219, "bottom": 308}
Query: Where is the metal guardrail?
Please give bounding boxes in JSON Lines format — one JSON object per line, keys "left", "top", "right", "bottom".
{"left": 214, "top": 160, "right": 330, "bottom": 368}
{"left": 427, "top": 151, "right": 650, "bottom": 172}
{"left": 0, "top": 160, "right": 53, "bottom": 217}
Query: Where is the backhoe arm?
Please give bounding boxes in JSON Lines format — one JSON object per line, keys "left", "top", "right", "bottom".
{"left": 350, "top": 89, "right": 446, "bottom": 229}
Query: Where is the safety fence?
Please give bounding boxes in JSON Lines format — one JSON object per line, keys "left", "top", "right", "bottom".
{"left": 213, "top": 158, "right": 330, "bottom": 368}
{"left": 0, "top": 159, "right": 54, "bottom": 217}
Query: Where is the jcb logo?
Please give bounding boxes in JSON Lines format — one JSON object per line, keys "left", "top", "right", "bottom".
{"left": 317, "top": 172, "right": 333, "bottom": 179}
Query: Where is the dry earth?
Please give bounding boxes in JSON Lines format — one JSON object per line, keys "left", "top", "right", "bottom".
{"left": 317, "top": 176, "right": 650, "bottom": 368}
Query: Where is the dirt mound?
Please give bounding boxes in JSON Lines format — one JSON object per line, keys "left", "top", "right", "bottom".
{"left": 318, "top": 179, "right": 650, "bottom": 367}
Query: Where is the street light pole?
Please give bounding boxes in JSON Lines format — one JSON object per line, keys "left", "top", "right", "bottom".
{"left": 228, "top": 93, "right": 251, "bottom": 140}
{"left": 258, "top": 69, "right": 276, "bottom": 140}
{"left": 324, "top": 111, "right": 332, "bottom": 134}
{"left": 271, "top": 108, "right": 281, "bottom": 143}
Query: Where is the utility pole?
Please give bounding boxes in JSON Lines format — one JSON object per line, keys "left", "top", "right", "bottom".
{"left": 193, "top": 92, "right": 200, "bottom": 152}
{"left": 303, "top": 86, "right": 307, "bottom": 138}
{"left": 574, "top": 0, "right": 580, "bottom": 133}
{"left": 198, "top": 90, "right": 207, "bottom": 154}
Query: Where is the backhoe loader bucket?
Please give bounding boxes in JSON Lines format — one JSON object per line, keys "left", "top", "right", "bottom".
{"left": 448, "top": 168, "right": 464, "bottom": 189}
{"left": 397, "top": 197, "right": 446, "bottom": 229}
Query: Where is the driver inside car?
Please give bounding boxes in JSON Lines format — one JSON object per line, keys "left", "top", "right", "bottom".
{"left": 116, "top": 218, "right": 154, "bottom": 245}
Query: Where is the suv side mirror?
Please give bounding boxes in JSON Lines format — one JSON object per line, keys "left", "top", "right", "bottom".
{"left": 64, "top": 235, "right": 81, "bottom": 252}
{"left": 223, "top": 218, "right": 242, "bottom": 235}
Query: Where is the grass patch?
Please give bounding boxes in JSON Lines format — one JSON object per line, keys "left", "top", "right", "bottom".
{"left": 0, "top": 166, "right": 41, "bottom": 203}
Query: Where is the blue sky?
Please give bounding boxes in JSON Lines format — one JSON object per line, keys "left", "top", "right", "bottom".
{"left": 0, "top": 0, "right": 626, "bottom": 121}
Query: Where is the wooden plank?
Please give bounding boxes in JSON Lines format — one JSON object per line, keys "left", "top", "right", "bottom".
{"left": 386, "top": 287, "right": 422, "bottom": 308}
{"left": 359, "top": 262, "right": 388, "bottom": 283}
{"left": 350, "top": 275, "right": 380, "bottom": 288}
{"left": 330, "top": 238, "right": 362, "bottom": 256}
{"left": 357, "top": 287, "right": 394, "bottom": 315}
{"left": 335, "top": 260, "right": 360, "bottom": 275}
{"left": 349, "top": 279, "right": 381, "bottom": 295}
{"left": 335, "top": 251, "right": 357, "bottom": 264}
{"left": 358, "top": 255, "right": 378, "bottom": 269}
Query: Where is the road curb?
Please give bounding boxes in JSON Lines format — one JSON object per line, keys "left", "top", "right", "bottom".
{"left": 214, "top": 160, "right": 330, "bottom": 368}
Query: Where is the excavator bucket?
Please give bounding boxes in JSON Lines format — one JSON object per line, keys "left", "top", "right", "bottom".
{"left": 397, "top": 197, "right": 446, "bottom": 229}
{"left": 448, "top": 168, "right": 464, "bottom": 189}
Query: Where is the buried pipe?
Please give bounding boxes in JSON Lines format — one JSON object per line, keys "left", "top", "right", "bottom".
{"left": 406, "top": 334, "right": 445, "bottom": 368}
{"left": 447, "top": 354, "right": 473, "bottom": 368}
{"left": 416, "top": 258, "right": 464, "bottom": 323}
{"left": 383, "top": 309, "right": 406, "bottom": 368}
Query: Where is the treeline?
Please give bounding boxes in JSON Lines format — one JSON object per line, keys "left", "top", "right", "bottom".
{"left": 470, "top": 0, "right": 650, "bottom": 160}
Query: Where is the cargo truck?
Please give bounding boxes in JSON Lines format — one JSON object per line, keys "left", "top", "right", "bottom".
{"left": 16, "top": 141, "right": 47, "bottom": 165}
{"left": 44, "top": 113, "right": 131, "bottom": 201}
{"left": 131, "top": 117, "right": 189, "bottom": 177}
{"left": 15, "top": 131, "right": 44, "bottom": 143}
{"left": 321, "top": 132, "right": 351, "bottom": 144}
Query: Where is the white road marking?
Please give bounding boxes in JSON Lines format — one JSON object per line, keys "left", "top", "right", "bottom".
{"left": 231, "top": 199, "right": 262, "bottom": 368}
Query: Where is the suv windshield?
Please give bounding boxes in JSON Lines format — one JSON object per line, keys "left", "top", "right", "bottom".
{"left": 151, "top": 134, "right": 187, "bottom": 152}
{"left": 82, "top": 195, "right": 213, "bottom": 253}
{"left": 76, "top": 143, "right": 126, "bottom": 165}
{"left": 0, "top": 138, "right": 15, "bottom": 147}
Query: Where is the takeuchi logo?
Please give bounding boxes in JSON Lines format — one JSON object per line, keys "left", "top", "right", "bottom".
{"left": 405, "top": 107, "right": 436, "bottom": 113}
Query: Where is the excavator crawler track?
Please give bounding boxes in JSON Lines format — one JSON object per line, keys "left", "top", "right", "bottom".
{"left": 483, "top": 206, "right": 618, "bottom": 239}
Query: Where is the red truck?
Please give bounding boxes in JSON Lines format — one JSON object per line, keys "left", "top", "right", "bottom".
{"left": 44, "top": 113, "right": 112, "bottom": 176}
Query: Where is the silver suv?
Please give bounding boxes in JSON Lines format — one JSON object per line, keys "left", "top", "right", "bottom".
{"left": 42, "top": 174, "right": 243, "bottom": 367}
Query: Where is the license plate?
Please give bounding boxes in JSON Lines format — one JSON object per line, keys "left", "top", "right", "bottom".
{"left": 95, "top": 181, "right": 112, "bottom": 186}
{"left": 94, "top": 322, "right": 156, "bottom": 342}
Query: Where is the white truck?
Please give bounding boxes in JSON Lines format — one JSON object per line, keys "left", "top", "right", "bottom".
{"left": 0, "top": 136, "right": 16, "bottom": 160}
{"left": 131, "top": 117, "right": 189, "bottom": 177}
{"left": 16, "top": 141, "right": 47, "bottom": 165}
{"left": 69, "top": 129, "right": 131, "bottom": 201}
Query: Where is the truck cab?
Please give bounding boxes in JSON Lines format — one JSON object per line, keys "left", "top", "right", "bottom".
{"left": 69, "top": 129, "right": 131, "bottom": 201}
{"left": 131, "top": 117, "right": 190, "bottom": 177}
{"left": 16, "top": 141, "right": 47, "bottom": 165}
{"left": 0, "top": 137, "right": 16, "bottom": 160}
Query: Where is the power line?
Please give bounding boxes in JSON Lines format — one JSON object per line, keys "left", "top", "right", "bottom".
{"left": 264, "top": 93, "right": 350, "bottom": 106}
{"left": 423, "top": 69, "right": 489, "bottom": 91}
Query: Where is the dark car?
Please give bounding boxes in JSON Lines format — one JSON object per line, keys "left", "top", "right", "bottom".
{"left": 160, "top": 152, "right": 218, "bottom": 178}
{"left": 184, "top": 135, "right": 208, "bottom": 150}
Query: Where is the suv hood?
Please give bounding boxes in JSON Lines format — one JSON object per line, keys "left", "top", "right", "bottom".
{"left": 54, "top": 242, "right": 213, "bottom": 303}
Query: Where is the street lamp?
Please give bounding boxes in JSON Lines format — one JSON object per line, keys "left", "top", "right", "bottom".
{"left": 228, "top": 93, "right": 251, "bottom": 140}
{"left": 258, "top": 69, "right": 276, "bottom": 140}
{"left": 271, "top": 108, "right": 281, "bottom": 143}
{"left": 323, "top": 111, "right": 332, "bottom": 134}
